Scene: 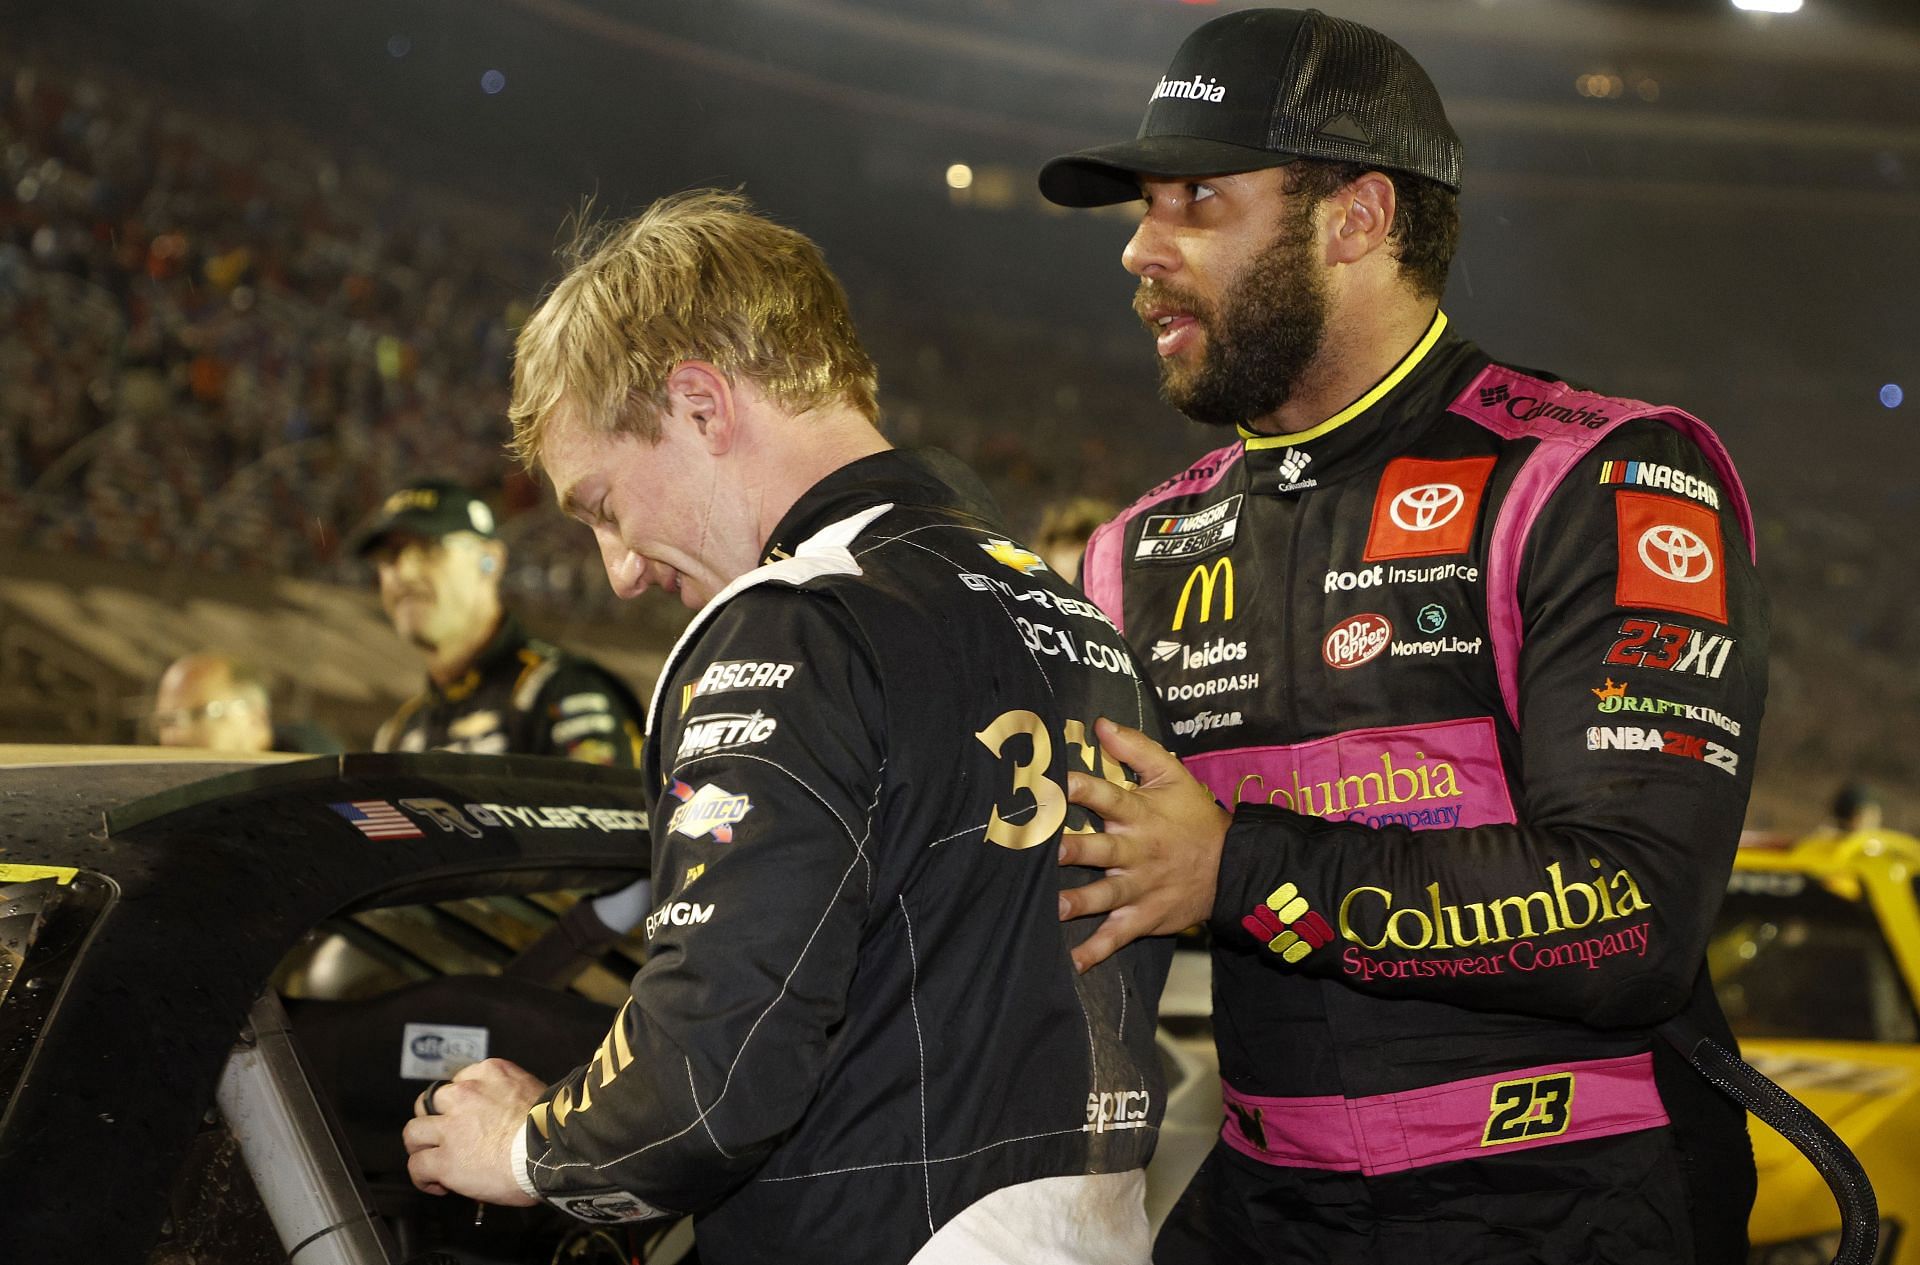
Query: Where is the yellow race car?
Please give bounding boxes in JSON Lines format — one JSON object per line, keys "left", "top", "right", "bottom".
{"left": 1715, "top": 828, "right": 1920, "bottom": 1263}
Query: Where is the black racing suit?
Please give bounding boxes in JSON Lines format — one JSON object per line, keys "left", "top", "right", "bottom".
{"left": 374, "top": 615, "right": 643, "bottom": 766}
{"left": 510, "top": 453, "right": 1174, "bottom": 1264}
{"left": 1081, "top": 313, "right": 1766, "bottom": 1264}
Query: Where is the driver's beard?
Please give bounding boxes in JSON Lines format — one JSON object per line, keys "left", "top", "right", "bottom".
{"left": 1157, "top": 207, "right": 1330, "bottom": 430}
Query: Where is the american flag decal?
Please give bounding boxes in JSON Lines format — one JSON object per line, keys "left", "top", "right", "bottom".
{"left": 330, "top": 800, "right": 424, "bottom": 840}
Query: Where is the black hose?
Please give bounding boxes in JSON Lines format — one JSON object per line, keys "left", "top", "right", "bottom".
{"left": 1658, "top": 1018, "right": 1879, "bottom": 1265}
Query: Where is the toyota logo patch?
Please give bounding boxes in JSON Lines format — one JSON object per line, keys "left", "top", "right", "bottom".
{"left": 1388, "top": 483, "right": 1466, "bottom": 533}
{"left": 1636, "top": 525, "right": 1714, "bottom": 584}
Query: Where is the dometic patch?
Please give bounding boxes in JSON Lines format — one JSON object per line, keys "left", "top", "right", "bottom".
{"left": 1614, "top": 490, "right": 1726, "bottom": 623}
{"left": 400, "top": 1022, "right": 487, "bottom": 1081}
{"left": 1363, "top": 457, "right": 1496, "bottom": 562}
{"left": 677, "top": 711, "right": 778, "bottom": 759}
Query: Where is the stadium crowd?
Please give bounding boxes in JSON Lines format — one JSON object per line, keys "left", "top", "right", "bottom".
{"left": 0, "top": 54, "right": 1169, "bottom": 613}
{"left": 1, "top": 47, "right": 1916, "bottom": 826}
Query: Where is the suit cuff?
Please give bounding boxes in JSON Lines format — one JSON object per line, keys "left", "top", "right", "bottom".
{"left": 509, "top": 1115, "right": 542, "bottom": 1202}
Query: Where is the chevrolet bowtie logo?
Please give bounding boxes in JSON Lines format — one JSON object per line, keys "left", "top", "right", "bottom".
{"left": 980, "top": 539, "right": 1049, "bottom": 575}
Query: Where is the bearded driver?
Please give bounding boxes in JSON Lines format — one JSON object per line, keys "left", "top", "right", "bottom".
{"left": 400, "top": 192, "right": 1173, "bottom": 1263}
{"left": 1039, "top": 9, "right": 1766, "bottom": 1264}
{"left": 357, "top": 479, "right": 643, "bottom": 765}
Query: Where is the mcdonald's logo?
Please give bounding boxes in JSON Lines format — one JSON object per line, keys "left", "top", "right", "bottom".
{"left": 1173, "top": 557, "right": 1235, "bottom": 631}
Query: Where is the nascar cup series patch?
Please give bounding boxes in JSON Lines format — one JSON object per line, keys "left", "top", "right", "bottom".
{"left": 1612, "top": 490, "right": 1726, "bottom": 624}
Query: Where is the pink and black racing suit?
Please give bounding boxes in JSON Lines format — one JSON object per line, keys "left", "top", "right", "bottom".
{"left": 1083, "top": 312, "right": 1765, "bottom": 1264}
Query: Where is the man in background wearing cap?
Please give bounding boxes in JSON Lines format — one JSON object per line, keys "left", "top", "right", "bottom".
{"left": 357, "top": 479, "right": 644, "bottom": 765}
{"left": 1040, "top": 8, "right": 1766, "bottom": 1262}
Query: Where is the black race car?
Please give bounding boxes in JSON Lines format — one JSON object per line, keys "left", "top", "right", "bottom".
{"left": 0, "top": 747, "right": 678, "bottom": 1265}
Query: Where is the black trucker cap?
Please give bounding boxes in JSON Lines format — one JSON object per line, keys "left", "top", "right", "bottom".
{"left": 350, "top": 479, "right": 498, "bottom": 557}
{"left": 1039, "top": 7, "right": 1462, "bottom": 208}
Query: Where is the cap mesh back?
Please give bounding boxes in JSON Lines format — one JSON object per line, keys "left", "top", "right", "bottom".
{"left": 1267, "top": 12, "right": 1463, "bottom": 190}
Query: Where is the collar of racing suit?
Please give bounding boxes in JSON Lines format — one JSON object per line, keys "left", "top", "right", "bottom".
{"left": 760, "top": 447, "right": 993, "bottom": 565}
{"left": 433, "top": 611, "right": 530, "bottom": 702}
{"left": 1232, "top": 310, "right": 1478, "bottom": 493}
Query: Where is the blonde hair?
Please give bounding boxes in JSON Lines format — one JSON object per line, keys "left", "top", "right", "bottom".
{"left": 509, "top": 189, "right": 878, "bottom": 466}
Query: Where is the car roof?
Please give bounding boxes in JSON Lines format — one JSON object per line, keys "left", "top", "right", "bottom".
{"left": 1738, "top": 827, "right": 1920, "bottom": 874}
{"left": 1, "top": 751, "right": 655, "bottom": 1259}
{"left": 0, "top": 746, "right": 297, "bottom": 867}
{"left": 0, "top": 743, "right": 298, "bottom": 768}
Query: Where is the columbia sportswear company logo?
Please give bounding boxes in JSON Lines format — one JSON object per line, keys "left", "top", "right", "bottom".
{"left": 1276, "top": 448, "right": 1312, "bottom": 489}
{"left": 1478, "top": 383, "right": 1511, "bottom": 408}
{"left": 1242, "top": 881, "right": 1334, "bottom": 965}
{"left": 1150, "top": 74, "right": 1226, "bottom": 104}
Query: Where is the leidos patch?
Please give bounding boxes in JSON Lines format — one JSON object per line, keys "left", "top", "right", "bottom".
{"left": 1613, "top": 491, "right": 1726, "bottom": 623}
{"left": 1362, "top": 457, "right": 1496, "bottom": 562}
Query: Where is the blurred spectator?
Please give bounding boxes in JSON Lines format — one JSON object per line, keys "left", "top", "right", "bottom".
{"left": 355, "top": 480, "right": 644, "bottom": 764}
{"left": 1831, "top": 782, "right": 1884, "bottom": 833}
{"left": 1034, "top": 495, "right": 1116, "bottom": 584}
{"left": 151, "top": 652, "right": 272, "bottom": 752}
{"left": 0, "top": 54, "right": 1178, "bottom": 616}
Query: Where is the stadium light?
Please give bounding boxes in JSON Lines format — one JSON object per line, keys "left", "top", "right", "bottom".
{"left": 945, "top": 163, "right": 974, "bottom": 191}
{"left": 1731, "top": 0, "right": 1803, "bottom": 12}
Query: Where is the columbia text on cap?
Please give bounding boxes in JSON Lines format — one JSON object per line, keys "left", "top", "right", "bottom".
{"left": 1038, "top": 8, "right": 1463, "bottom": 208}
